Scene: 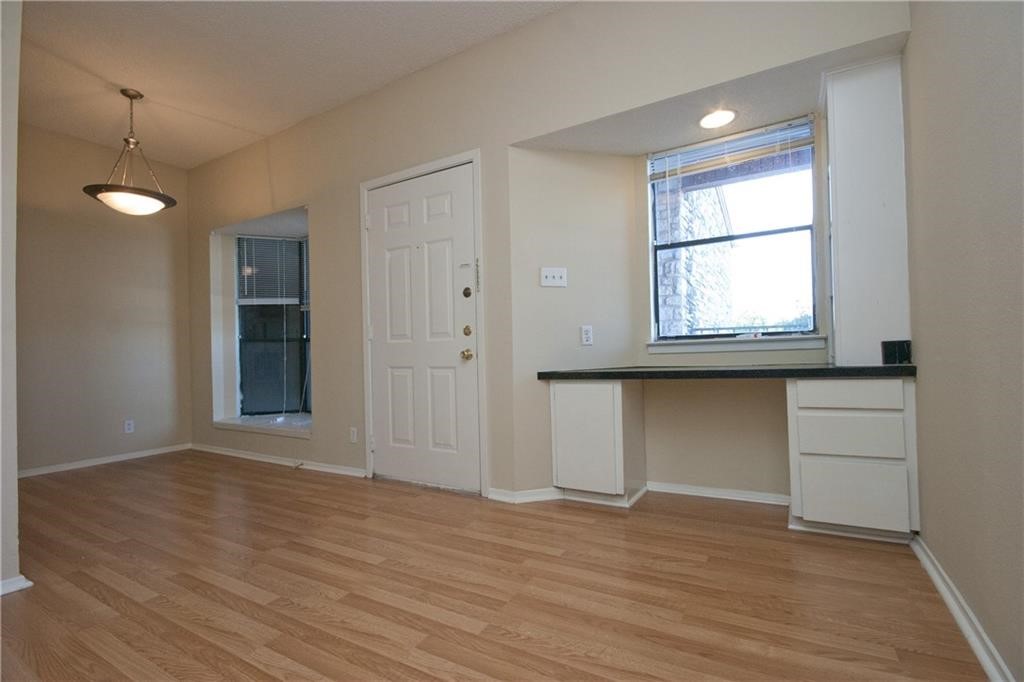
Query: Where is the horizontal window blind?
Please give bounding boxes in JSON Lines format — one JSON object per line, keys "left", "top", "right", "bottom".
{"left": 236, "top": 236, "right": 301, "bottom": 303}
{"left": 649, "top": 116, "right": 814, "bottom": 183}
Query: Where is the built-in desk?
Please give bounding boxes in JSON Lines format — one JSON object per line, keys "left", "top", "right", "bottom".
{"left": 538, "top": 364, "right": 919, "bottom": 541}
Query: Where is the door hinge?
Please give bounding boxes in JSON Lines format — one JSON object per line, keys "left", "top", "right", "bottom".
{"left": 367, "top": 324, "right": 374, "bottom": 341}
{"left": 475, "top": 258, "right": 481, "bottom": 293}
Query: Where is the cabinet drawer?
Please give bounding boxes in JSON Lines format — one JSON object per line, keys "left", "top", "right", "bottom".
{"left": 796, "top": 379, "right": 903, "bottom": 409}
{"left": 797, "top": 412, "right": 906, "bottom": 458}
{"left": 800, "top": 457, "right": 910, "bottom": 532}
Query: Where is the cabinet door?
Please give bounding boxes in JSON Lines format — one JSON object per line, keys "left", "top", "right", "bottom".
{"left": 551, "top": 382, "right": 623, "bottom": 494}
{"left": 800, "top": 457, "right": 910, "bottom": 532}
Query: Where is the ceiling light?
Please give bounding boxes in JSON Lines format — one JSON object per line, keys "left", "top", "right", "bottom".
{"left": 699, "top": 109, "right": 736, "bottom": 129}
{"left": 83, "top": 89, "right": 177, "bottom": 216}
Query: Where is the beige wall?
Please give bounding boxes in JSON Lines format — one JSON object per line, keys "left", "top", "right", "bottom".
{"left": 186, "top": 2, "right": 911, "bottom": 491}
{"left": 1, "top": 0, "right": 22, "bottom": 582}
{"left": 645, "top": 379, "right": 790, "bottom": 494}
{"left": 904, "top": 2, "right": 1023, "bottom": 678}
{"left": 509, "top": 149, "right": 641, "bottom": 490}
{"left": 16, "top": 126, "right": 192, "bottom": 471}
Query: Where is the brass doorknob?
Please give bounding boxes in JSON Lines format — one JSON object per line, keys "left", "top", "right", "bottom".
{"left": 460, "top": 348, "right": 474, "bottom": 360}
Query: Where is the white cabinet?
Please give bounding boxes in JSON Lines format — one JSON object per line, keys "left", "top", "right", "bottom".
{"left": 549, "top": 380, "right": 647, "bottom": 506}
{"left": 787, "top": 378, "right": 919, "bottom": 535}
{"left": 826, "top": 58, "right": 912, "bottom": 366}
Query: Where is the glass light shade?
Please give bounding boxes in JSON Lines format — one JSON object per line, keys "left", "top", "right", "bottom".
{"left": 83, "top": 184, "right": 176, "bottom": 216}
{"left": 699, "top": 109, "right": 737, "bottom": 129}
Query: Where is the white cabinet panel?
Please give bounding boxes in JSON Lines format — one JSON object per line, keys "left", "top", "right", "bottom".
{"left": 796, "top": 379, "right": 903, "bottom": 409}
{"left": 826, "top": 58, "right": 911, "bottom": 365}
{"left": 797, "top": 412, "right": 905, "bottom": 458}
{"left": 551, "top": 382, "right": 622, "bottom": 495}
{"left": 800, "top": 457, "right": 910, "bottom": 532}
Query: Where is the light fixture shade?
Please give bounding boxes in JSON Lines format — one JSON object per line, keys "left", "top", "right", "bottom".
{"left": 83, "top": 88, "right": 176, "bottom": 216}
{"left": 83, "top": 184, "right": 176, "bottom": 216}
{"left": 700, "top": 109, "right": 737, "bottom": 129}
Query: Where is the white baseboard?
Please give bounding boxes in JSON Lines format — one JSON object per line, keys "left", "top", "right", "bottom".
{"left": 562, "top": 486, "right": 646, "bottom": 508}
{"left": 18, "top": 443, "right": 193, "bottom": 478}
{"left": 488, "top": 486, "right": 649, "bottom": 508}
{"left": 487, "top": 487, "right": 562, "bottom": 504}
{"left": 647, "top": 480, "right": 790, "bottom": 506}
{"left": 192, "top": 443, "right": 367, "bottom": 479}
{"left": 787, "top": 515, "right": 911, "bottom": 544}
{"left": 1, "top": 575, "right": 33, "bottom": 595}
{"left": 911, "top": 537, "right": 1014, "bottom": 681}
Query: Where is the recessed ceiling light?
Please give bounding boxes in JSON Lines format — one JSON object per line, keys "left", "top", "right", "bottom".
{"left": 699, "top": 109, "right": 736, "bottom": 129}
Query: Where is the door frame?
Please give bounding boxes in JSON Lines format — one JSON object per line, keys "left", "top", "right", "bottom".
{"left": 359, "top": 150, "right": 489, "bottom": 496}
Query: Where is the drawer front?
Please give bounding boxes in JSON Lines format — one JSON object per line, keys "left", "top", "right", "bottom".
{"left": 797, "top": 412, "right": 906, "bottom": 458}
{"left": 796, "top": 379, "right": 903, "bottom": 409}
{"left": 800, "top": 457, "right": 910, "bottom": 532}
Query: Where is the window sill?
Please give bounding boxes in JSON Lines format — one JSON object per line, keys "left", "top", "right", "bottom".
{"left": 212, "top": 417, "right": 312, "bottom": 440}
{"left": 647, "top": 334, "right": 827, "bottom": 355}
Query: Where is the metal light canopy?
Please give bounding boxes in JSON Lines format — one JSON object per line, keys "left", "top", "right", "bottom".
{"left": 83, "top": 88, "right": 177, "bottom": 216}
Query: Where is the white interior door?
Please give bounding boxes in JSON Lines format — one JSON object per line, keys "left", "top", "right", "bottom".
{"left": 366, "top": 163, "right": 480, "bottom": 491}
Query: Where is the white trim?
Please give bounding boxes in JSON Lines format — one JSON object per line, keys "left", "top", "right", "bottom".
{"left": 192, "top": 443, "right": 367, "bottom": 478}
{"left": 489, "top": 485, "right": 650, "bottom": 508}
{"left": 911, "top": 537, "right": 1015, "bottom": 682}
{"left": 1, "top": 575, "right": 33, "bottom": 595}
{"left": 647, "top": 480, "right": 790, "bottom": 506}
{"left": 647, "top": 335, "right": 827, "bottom": 355}
{"left": 359, "top": 149, "right": 488, "bottom": 493}
{"left": 487, "top": 487, "right": 563, "bottom": 504}
{"left": 626, "top": 486, "right": 648, "bottom": 507}
{"left": 211, "top": 420, "right": 311, "bottom": 440}
{"left": 18, "top": 443, "right": 192, "bottom": 478}
{"left": 787, "top": 515, "right": 911, "bottom": 544}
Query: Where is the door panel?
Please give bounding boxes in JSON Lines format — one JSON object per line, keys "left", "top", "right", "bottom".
{"left": 386, "top": 248, "right": 412, "bottom": 342}
{"left": 368, "top": 163, "right": 480, "bottom": 491}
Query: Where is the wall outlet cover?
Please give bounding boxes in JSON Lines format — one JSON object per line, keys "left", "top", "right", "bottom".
{"left": 580, "top": 325, "right": 594, "bottom": 346}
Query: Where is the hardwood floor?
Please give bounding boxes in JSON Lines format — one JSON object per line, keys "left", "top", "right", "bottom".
{"left": 3, "top": 450, "right": 982, "bottom": 680}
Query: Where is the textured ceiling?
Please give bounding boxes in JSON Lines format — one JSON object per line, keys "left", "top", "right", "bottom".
{"left": 518, "top": 34, "right": 908, "bottom": 156}
{"left": 20, "top": 1, "right": 560, "bottom": 169}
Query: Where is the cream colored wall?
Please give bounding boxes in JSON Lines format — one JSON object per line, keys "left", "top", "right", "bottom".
{"left": 509, "top": 149, "right": 640, "bottom": 489}
{"left": 903, "top": 3, "right": 1023, "bottom": 678}
{"left": 1, "top": 0, "right": 23, "bottom": 583}
{"left": 645, "top": 379, "right": 789, "bottom": 494}
{"left": 186, "top": 3, "right": 911, "bottom": 489}
{"left": 16, "top": 126, "right": 192, "bottom": 471}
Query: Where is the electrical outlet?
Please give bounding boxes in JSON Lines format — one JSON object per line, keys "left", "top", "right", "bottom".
{"left": 580, "top": 325, "right": 593, "bottom": 346}
{"left": 540, "top": 267, "right": 568, "bottom": 287}
{"left": 349, "top": 427, "right": 358, "bottom": 444}
{"left": 123, "top": 418, "right": 135, "bottom": 434}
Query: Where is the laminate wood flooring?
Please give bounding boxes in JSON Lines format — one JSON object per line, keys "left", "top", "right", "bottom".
{"left": 2, "top": 450, "right": 982, "bottom": 680}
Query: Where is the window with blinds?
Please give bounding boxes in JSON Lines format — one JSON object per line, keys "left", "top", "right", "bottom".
{"left": 649, "top": 116, "right": 816, "bottom": 339}
{"left": 235, "top": 236, "right": 311, "bottom": 415}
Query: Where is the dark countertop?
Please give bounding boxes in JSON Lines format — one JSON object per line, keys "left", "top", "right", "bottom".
{"left": 537, "top": 364, "right": 917, "bottom": 381}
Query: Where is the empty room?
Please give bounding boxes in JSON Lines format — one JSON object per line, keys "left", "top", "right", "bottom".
{"left": 1, "top": 1, "right": 1021, "bottom": 680}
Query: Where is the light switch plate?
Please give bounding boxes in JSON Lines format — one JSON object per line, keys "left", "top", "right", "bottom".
{"left": 540, "top": 267, "right": 568, "bottom": 287}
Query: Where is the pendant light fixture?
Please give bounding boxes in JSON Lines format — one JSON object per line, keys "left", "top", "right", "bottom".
{"left": 83, "top": 88, "right": 177, "bottom": 215}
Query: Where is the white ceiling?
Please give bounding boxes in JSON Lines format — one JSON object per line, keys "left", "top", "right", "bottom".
{"left": 518, "top": 33, "right": 908, "bottom": 156}
{"left": 20, "top": 1, "right": 560, "bottom": 169}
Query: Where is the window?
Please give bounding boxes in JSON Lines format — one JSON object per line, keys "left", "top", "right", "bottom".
{"left": 235, "top": 236, "right": 312, "bottom": 416}
{"left": 650, "top": 117, "right": 816, "bottom": 340}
